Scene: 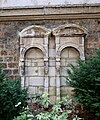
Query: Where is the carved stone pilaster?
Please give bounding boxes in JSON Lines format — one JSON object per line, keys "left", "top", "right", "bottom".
{"left": 44, "top": 61, "right": 49, "bottom": 93}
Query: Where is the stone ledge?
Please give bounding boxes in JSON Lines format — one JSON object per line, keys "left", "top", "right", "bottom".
{"left": 0, "top": 5, "right": 100, "bottom": 16}
{"left": 0, "top": 5, "right": 100, "bottom": 21}
{"left": 0, "top": 13, "right": 100, "bottom": 21}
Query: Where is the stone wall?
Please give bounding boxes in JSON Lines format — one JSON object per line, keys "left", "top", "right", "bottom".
{"left": 0, "top": 5, "right": 100, "bottom": 101}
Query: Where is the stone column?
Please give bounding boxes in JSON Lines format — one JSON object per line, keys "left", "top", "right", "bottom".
{"left": 80, "top": 37, "right": 85, "bottom": 60}
{"left": 44, "top": 35, "right": 49, "bottom": 93}
{"left": 19, "top": 37, "right": 25, "bottom": 88}
{"left": 56, "top": 58, "right": 60, "bottom": 101}
{"left": 44, "top": 60, "right": 49, "bottom": 93}
{"left": 55, "top": 35, "right": 60, "bottom": 101}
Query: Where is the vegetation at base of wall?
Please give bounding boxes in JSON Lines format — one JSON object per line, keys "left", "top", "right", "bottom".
{"left": 67, "top": 50, "right": 100, "bottom": 120}
{"left": 0, "top": 66, "right": 28, "bottom": 120}
{"left": 13, "top": 93, "right": 83, "bottom": 120}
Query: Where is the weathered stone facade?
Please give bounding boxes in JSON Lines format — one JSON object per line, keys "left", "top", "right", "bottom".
{"left": 0, "top": 5, "right": 100, "bottom": 101}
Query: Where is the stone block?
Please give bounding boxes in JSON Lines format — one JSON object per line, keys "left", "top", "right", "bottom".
{"left": 13, "top": 69, "right": 19, "bottom": 75}
{"left": 49, "top": 59, "right": 55, "bottom": 66}
{"left": 35, "top": 38, "right": 43, "bottom": 44}
{"left": 0, "top": 45, "right": 4, "bottom": 49}
{"left": 49, "top": 87, "right": 56, "bottom": 96}
{"left": 14, "top": 56, "right": 19, "bottom": 61}
{"left": 25, "top": 66, "right": 44, "bottom": 76}
{"left": 60, "top": 37, "right": 79, "bottom": 45}
{"left": 49, "top": 67, "right": 55, "bottom": 76}
{"left": 50, "top": 77, "right": 56, "bottom": 86}
{"left": 38, "top": 67, "right": 44, "bottom": 76}
{"left": 56, "top": 87, "right": 60, "bottom": 101}
{"left": 49, "top": 49, "right": 55, "bottom": 57}
{"left": 60, "top": 87, "right": 74, "bottom": 96}
{"left": 4, "top": 56, "right": 13, "bottom": 62}
{"left": 87, "top": 42, "right": 94, "bottom": 48}
{"left": 49, "top": 96, "right": 56, "bottom": 103}
{"left": 15, "top": 75, "right": 20, "bottom": 80}
{"left": 0, "top": 32, "right": 4, "bottom": 38}
{"left": 60, "top": 67, "right": 67, "bottom": 76}
{"left": 1, "top": 63, "right": 7, "bottom": 68}
{"left": 9, "top": 75, "right": 15, "bottom": 80}
{"left": 1, "top": 50, "right": 7, "bottom": 56}
{"left": 8, "top": 62, "right": 18, "bottom": 68}
{"left": 28, "top": 86, "right": 44, "bottom": 95}
{"left": 49, "top": 38, "right": 55, "bottom": 49}
{"left": 27, "top": 77, "right": 44, "bottom": 86}
{"left": 0, "top": 57, "right": 3, "bottom": 62}
{"left": 3, "top": 69, "right": 12, "bottom": 75}
{"left": 60, "top": 77, "right": 67, "bottom": 86}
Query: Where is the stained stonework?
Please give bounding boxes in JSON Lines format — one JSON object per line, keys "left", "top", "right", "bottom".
{"left": 0, "top": 5, "right": 100, "bottom": 101}
{"left": 19, "top": 25, "right": 50, "bottom": 95}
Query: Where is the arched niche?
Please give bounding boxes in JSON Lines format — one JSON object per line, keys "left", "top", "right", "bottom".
{"left": 60, "top": 47, "right": 79, "bottom": 97}
{"left": 19, "top": 25, "right": 51, "bottom": 59}
{"left": 19, "top": 25, "right": 51, "bottom": 94}
{"left": 57, "top": 42, "right": 84, "bottom": 60}
{"left": 20, "top": 43, "right": 47, "bottom": 60}
{"left": 24, "top": 47, "right": 44, "bottom": 94}
{"left": 60, "top": 47, "right": 80, "bottom": 68}
{"left": 52, "top": 24, "right": 88, "bottom": 100}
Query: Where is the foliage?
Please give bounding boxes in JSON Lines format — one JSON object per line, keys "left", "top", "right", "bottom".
{"left": 34, "top": 92, "right": 51, "bottom": 108}
{"left": 67, "top": 50, "right": 100, "bottom": 119}
{"left": 14, "top": 93, "right": 82, "bottom": 120}
{"left": 0, "top": 66, "right": 27, "bottom": 120}
{"left": 13, "top": 106, "right": 34, "bottom": 120}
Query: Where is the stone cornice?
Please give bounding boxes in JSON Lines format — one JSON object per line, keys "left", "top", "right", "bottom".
{"left": 0, "top": 5, "right": 100, "bottom": 21}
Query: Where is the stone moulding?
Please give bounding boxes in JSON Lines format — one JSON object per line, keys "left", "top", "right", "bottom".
{"left": 0, "top": 5, "right": 100, "bottom": 21}
{"left": 19, "top": 25, "right": 51, "bottom": 38}
{"left": 57, "top": 42, "right": 83, "bottom": 57}
{"left": 52, "top": 24, "right": 88, "bottom": 36}
{"left": 52, "top": 24, "right": 88, "bottom": 61}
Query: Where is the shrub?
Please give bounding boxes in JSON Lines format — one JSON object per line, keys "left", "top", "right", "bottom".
{"left": 67, "top": 50, "right": 100, "bottom": 119}
{"left": 13, "top": 93, "right": 82, "bottom": 120}
{"left": 0, "top": 66, "right": 27, "bottom": 120}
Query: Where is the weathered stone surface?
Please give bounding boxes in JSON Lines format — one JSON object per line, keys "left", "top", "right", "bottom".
{"left": 4, "top": 56, "right": 13, "bottom": 62}
{"left": 8, "top": 63, "right": 18, "bottom": 68}
{"left": 1, "top": 50, "right": 7, "bottom": 56}
{"left": 3, "top": 69, "right": 12, "bottom": 75}
{"left": 0, "top": 57, "right": 3, "bottom": 62}
{"left": 1, "top": 63, "right": 7, "bottom": 68}
{"left": 13, "top": 69, "right": 19, "bottom": 75}
{"left": 49, "top": 87, "right": 56, "bottom": 96}
{"left": 0, "top": 5, "right": 100, "bottom": 101}
{"left": 60, "top": 87, "right": 74, "bottom": 97}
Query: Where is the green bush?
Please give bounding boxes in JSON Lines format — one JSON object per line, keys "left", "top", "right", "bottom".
{"left": 0, "top": 67, "right": 27, "bottom": 120}
{"left": 67, "top": 50, "right": 100, "bottom": 119}
{"left": 13, "top": 93, "right": 82, "bottom": 120}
